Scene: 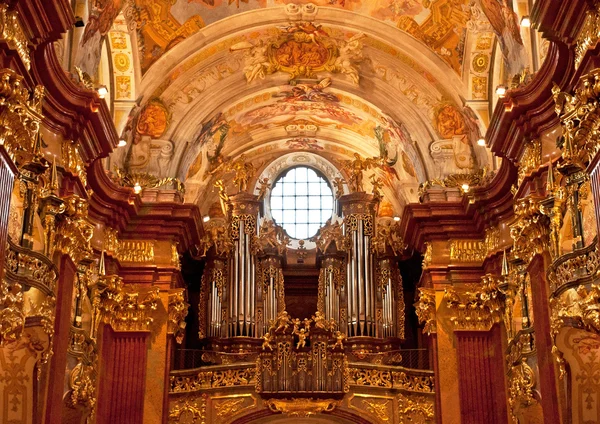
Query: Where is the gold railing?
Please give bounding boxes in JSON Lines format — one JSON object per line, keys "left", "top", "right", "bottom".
{"left": 547, "top": 236, "right": 600, "bottom": 294}
{"left": 348, "top": 363, "right": 435, "bottom": 394}
{"left": 5, "top": 238, "right": 57, "bottom": 294}
{"left": 169, "top": 363, "right": 256, "bottom": 393}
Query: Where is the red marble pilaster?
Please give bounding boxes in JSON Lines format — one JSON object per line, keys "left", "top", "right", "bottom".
{"left": 44, "top": 254, "right": 77, "bottom": 424}
{"left": 0, "top": 146, "right": 17, "bottom": 278}
{"left": 528, "top": 253, "right": 563, "bottom": 422}
{"left": 455, "top": 325, "right": 508, "bottom": 424}
{"left": 96, "top": 327, "right": 149, "bottom": 424}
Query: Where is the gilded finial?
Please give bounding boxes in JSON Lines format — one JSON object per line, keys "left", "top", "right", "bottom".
{"left": 501, "top": 249, "right": 509, "bottom": 277}
{"left": 546, "top": 159, "right": 555, "bottom": 193}
{"left": 50, "top": 155, "right": 58, "bottom": 192}
{"left": 99, "top": 250, "right": 106, "bottom": 276}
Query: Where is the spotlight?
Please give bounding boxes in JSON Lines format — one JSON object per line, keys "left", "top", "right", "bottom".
{"left": 133, "top": 182, "right": 142, "bottom": 194}
{"left": 461, "top": 183, "right": 470, "bottom": 193}
{"left": 393, "top": 216, "right": 400, "bottom": 222}
{"left": 520, "top": 16, "right": 531, "bottom": 27}
{"left": 117, "top": 139, "right": 127, "bottom": 147}
{"left": 477, "top": 138, "right": 486, "bottom": 146}
{"left": 203, "top": 216, "right": 211, "bottom": 223}
{"left": 96, "top": 85, "right": 108, "bottom": 99}
{"left": 74, "top": 16, "right": 85, "bottom": 28}
{"left": 495, "top": 85, "right": 507, "bottom": 97}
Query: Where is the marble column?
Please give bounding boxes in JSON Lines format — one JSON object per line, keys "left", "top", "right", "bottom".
{"left": 96, "top": 327, "right": 149, "bottom": 424}
{"left": 454, "top": 326, "right": 508, "bottom": 424}
{"left": 44, "top": 255, "right": 77, "bottom": 424}
{"left": 528, "top": 253, "right": 563, "bottom": 422}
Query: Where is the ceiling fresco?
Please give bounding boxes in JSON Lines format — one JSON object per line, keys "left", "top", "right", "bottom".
{"left": 123, "top": 0, "right": 473, "bottom": 74}
{"left": 82, "top": 0, "right": 534, "bottom": 217}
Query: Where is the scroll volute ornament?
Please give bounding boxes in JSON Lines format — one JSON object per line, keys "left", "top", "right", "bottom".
{"left": 510, "top": 196, "right": 549, "bottom": 264}
{"left": 168, "top": 289, "right": 189, "bottom": 344}
{"left": 553, "top": 69, "right": 600, "bottom": 171}
{"left": 415, "top": 288, "right": 436, "bottom": 335}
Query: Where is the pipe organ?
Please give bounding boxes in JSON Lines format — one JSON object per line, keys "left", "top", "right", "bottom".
{"left": 339, "top": 193, "right": 379, "bottom": 337}
{"left": 199, "top": 186, "right": 406, "bottom": 345}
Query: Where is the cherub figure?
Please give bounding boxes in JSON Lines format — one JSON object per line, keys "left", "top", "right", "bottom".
{"left": 313, "top": 311, "right": 328, "bottom": 329}
{"left": 333, "top": 331, "right": 346, "bottom": 350}
{"left": 261, "top": 332, "right": 274, "bottom": 351}
{"left": 370, "top": 174, "right": 383, "bottom": 200}
{"left": 274, "top": 310, "right": 291, "bottom": 333}
{"left": 295, "top": 327, "right": 309, "bottom": 349}
{"left": 214, "top": 179, "right": 229, "bottom": 216}
{"left": 333, "top": 177, "right": 346, "bottom": 199}
{"left": 256, "top": 177, "right": 270, "bottom": 200}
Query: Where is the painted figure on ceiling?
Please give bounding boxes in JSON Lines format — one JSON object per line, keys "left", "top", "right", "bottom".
{"left": 75, "top": 0, "right": 124, "bottom": 78}
{"left": 478, "top": 0, "right": 528, "bottom": 76}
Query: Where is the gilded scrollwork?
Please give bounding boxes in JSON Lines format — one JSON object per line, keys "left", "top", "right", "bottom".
{"left": 265, "top": 398, "right": 338, "bottom": 417}
{"left": 0, "top": 280, "right": 24, "bottom": 345}
{"left": 168, "top": 395, "right": 207, "bottom": 422}
{"left": 507, "top": 359, "right": 537, "bottom": 423}
{"left": 0, "top": 4, "right": 31, "bottom": 70}
{"left": 168, "top": 289, "right": 189, "bottom": 344}
{"left": 415, "top": 288, "right": 436, "bottom": 335}
{"left": 397, "top": 394, "right": 435, "bottom": 422}
{"left": 449, "top": 239, "right": 486, "bottom": 262}
{"left": 553, "top": 70, "right": 600, "bottom": 170}
{"left": 53, "top": 195, "right": 94, "bottom": 264}
{"left": 0, "top": 68, "right": 44, "bottom": 164}
{"left": 314, "top": 218, "right": 347, "bottom": 252}
{"left": 575, "top": 5, "right": 600, "bottom": 69}
{"left": 517, "top": 139, "right": 541, "bottom": 187}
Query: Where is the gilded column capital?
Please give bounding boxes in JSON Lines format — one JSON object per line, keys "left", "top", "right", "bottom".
{"left": 444, "top": 276, "right": 503, "bottom": 331}
{"left": 415, "top": 287, "right": 436, "bottom": 335}
{"left": 95, "top": 272, "right": 160, "bottom": 332}
{"left": 510, "top": 196, "right": 549, "bottom": 264}
{"left": 168, "top": 288, "right": 189, "bottom": 344}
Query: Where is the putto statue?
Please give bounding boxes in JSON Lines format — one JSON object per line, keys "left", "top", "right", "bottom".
{"left": 340, "top": 153, "right": 381, "bottom": 192}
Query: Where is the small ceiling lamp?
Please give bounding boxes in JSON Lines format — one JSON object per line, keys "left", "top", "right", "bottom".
{"left": 520, "top": 16, "right": 531, "bottom": 27}
{"left": 393, "top": 216, "right": 401, "bottom": 222}
{"left": 496, "top": 85, "right": 507, "bottom": 97}
{"left": 96, "top": 85, "right": 108, "bottom": 99}
{"left": 477, "top": 138, "right": 486, "bottom": 146}
{"left": 133, "top": 182, "right": 142, "bottom": 194}
{"left": 203, "top": 216, "right": 211, "bottom": 223}
{"left": 117, "top": 139, "right": 127, "bottom": 147}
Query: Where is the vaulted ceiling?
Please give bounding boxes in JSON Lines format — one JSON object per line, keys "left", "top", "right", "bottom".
{"left": 74, "top": 0, "right": 535, "bottom": 217}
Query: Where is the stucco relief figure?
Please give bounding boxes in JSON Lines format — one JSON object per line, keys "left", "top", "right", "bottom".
{"left": 230, "top": 40, "right": 273, "bottom": 83}
{"left": 333, "top": 33, "right": 366, "bottom": 85}
{"left": 478, "top": 0, "right": 529, "bottom": 76}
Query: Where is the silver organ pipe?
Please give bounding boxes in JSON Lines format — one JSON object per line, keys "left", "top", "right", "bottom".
{"left": 339, "top": 194, "right": 379, "bottom": 337}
